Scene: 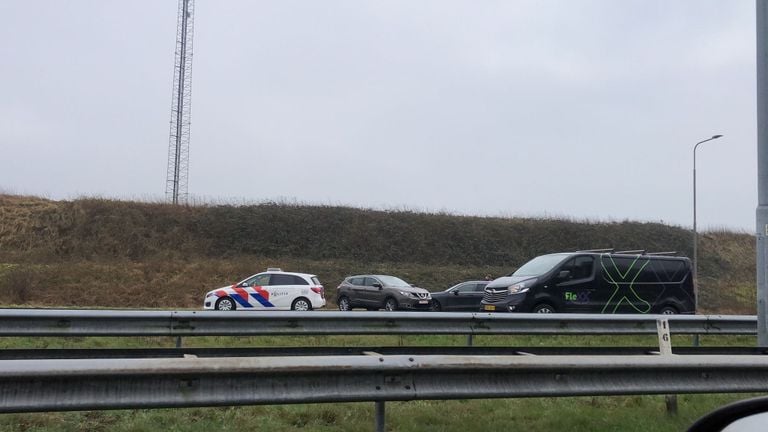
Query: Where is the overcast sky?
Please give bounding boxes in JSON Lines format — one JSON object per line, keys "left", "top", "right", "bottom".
{"left": 0, "top": 1, "right": 757, "bottom": 231}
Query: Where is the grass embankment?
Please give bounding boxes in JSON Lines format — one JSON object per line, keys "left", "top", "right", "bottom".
{"left": 0, "top": 194, "right": 756, "bottom": 313}
{"left": 0, "top": 194, "right": 760, "bottom": 430}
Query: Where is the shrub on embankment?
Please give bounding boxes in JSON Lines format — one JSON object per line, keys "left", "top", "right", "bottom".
{"left": 1, "top": 194, "right": 695, "bottom": 265}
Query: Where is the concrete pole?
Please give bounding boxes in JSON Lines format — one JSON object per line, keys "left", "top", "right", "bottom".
{"left": 757, "top": 0, "right": 768, "bottom": 347}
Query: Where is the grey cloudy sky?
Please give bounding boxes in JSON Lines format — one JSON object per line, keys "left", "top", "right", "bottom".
{"left": 0, "top": 1, "right": 756, "bottom": 231}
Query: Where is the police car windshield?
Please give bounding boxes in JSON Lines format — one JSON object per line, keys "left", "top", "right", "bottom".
{"left": 512, "top": 254, "right": 569, "bottom": 277}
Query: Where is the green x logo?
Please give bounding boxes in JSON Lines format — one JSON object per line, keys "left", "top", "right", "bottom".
{"left": 600, "top": 255, "right": 652, "bottom": 314}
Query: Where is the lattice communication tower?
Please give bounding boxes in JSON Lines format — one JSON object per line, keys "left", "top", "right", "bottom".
{"left": 166, "top": 0, "right": 195, "bottom": 204}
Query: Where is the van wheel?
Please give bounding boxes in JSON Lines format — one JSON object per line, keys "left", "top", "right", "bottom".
{"left": 215, "top": 297, "right": 236, "bottom": 311}
{"left": 291, "top": 297, "right": 312, "bottom": 311}
{"left": 384, "top": 297, "right": 398, "bottom": 311}
{"left": 338, "top": 296, "right": 351, "bottom": 311}
{"left": 660, "top": 306, "right": 678, "bottom": 315}
{"left": 533, "top": 303, "right": 555, "bottom": 313}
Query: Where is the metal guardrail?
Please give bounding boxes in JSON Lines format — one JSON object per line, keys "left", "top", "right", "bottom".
{"left": 2, "top": 345, "right": 766, "bottom": 360}
{"left": 0, "top": 354, "right": 767, "bottom": 413}
{"left": 0, "top": 309, "right": 757, "bottom": 336}
{"left": 0, "top": 309, "right": 761, "bottom": 429}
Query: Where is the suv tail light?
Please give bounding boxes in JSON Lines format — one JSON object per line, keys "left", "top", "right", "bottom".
{"left": 311, "top": 286, "right": 325, "bottom": 298}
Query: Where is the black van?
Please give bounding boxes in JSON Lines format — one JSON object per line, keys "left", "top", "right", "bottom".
{"left": 480, "top": 252, "right": 695, "bottom": 314}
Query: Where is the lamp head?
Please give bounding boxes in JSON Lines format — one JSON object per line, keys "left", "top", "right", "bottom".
{"left": 712, "top": 134, "right": 723, "bottom": 139}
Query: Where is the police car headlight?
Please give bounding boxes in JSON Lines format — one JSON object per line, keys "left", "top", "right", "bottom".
{"left": 508, "top": 278, "right": 537, "bottom": 294}
{"left": 205, "top": 292, "right": 216, "bottom": 298}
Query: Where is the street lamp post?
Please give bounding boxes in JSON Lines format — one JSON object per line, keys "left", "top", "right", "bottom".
{"left": 692, "top": 134, "right": 723, "bottom": 315}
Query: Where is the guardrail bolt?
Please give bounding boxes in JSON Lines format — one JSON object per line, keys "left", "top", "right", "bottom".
{"left": 56, "top": 320, "right": 71, "bottom": 328}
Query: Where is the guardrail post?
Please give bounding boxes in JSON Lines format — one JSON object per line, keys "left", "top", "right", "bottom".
{"left": 375, "top": 401, "right": 385, "bottom": 432}
{"left": 466, "top": 334, "right": 474, "bottom": 346}
{"left": 665, "top": 395, "right": 678, "bottom": 415}
{"left": 657, "top": 318, "right": 677, "bottom": 415}
{"left": 175, "top": 336, "right": 182, "bottom": 348}
{"left": 656, "top": 319, "right": 672, "bottom": 356}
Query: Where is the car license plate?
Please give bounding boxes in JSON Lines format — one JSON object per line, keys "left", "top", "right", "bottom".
{"left": 418, "top": 300, "right": 429, "bottom": 304}
{"left": 483, "top": 305, "right": 496, "bottom": 311}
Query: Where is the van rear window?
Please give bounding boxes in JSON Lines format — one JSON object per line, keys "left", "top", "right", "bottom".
{"left": 601, "top": 256, "right": 687, "bottom": 284}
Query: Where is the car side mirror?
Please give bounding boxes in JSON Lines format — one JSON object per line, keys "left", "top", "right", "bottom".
{"left": 372, "top": 283, "right": 382, "bottom": 289}
{"left": 558, "top": 270, "right": 571, "bottom": 280}
{"left": 240, "top": 282, "right": 250, "bottom": 287}
{"left": 453, "top": 290, "right": 459, "bottom": 296}
{"left": 688, "top": 396, "right": 768, "bottom": 431}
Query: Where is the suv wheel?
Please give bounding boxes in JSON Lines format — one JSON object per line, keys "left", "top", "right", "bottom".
{"left": 338, "top": 296, "right": 351, "bottom": 311}
{"left": 384, "top": 297, "right": 398, "bottom": 311}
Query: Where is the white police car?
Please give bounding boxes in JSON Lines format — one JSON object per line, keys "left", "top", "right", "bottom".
{"left": 203, "top": 268, "right": 326, "bottom": 311}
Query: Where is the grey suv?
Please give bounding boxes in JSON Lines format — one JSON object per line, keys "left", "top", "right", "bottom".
{"left": 337, "top": 275, "right": 432, "bottom": 311}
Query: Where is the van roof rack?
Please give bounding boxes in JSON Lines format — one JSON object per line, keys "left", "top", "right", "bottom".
{"left": 646, "top": 251, "right": 678, "bottom": 256}
{"left": 576, "top": 248, "right": 614, "bottom": 253}
{"left": 615, "top": 249, "right": 646, "bottom": 255}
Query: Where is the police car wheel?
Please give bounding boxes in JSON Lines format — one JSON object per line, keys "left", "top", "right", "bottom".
{"left": 533, "top": 303, "right": 555, "bottom": 313}
{"left": 338, "top": 296, "right": 351, "bottom": 311}
{"left": 216, "top": 297, "right": 236, "bottom": 311}
{"left": 384, "top": 297, "right": 398, "bottom": 311}
{"left": 292, "top": 298, "right": 311, "bottom": 311}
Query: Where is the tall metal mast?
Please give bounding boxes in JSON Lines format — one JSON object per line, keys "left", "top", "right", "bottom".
{"left": 757, "top": 0, "right": 768, "bottom": 346}
{"left": 166, "top": 0, "right": 195, "bottom": 205}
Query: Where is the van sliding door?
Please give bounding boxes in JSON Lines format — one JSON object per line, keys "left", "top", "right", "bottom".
{"left": 599, "top": 255, "right": 654, "bottom": 314}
